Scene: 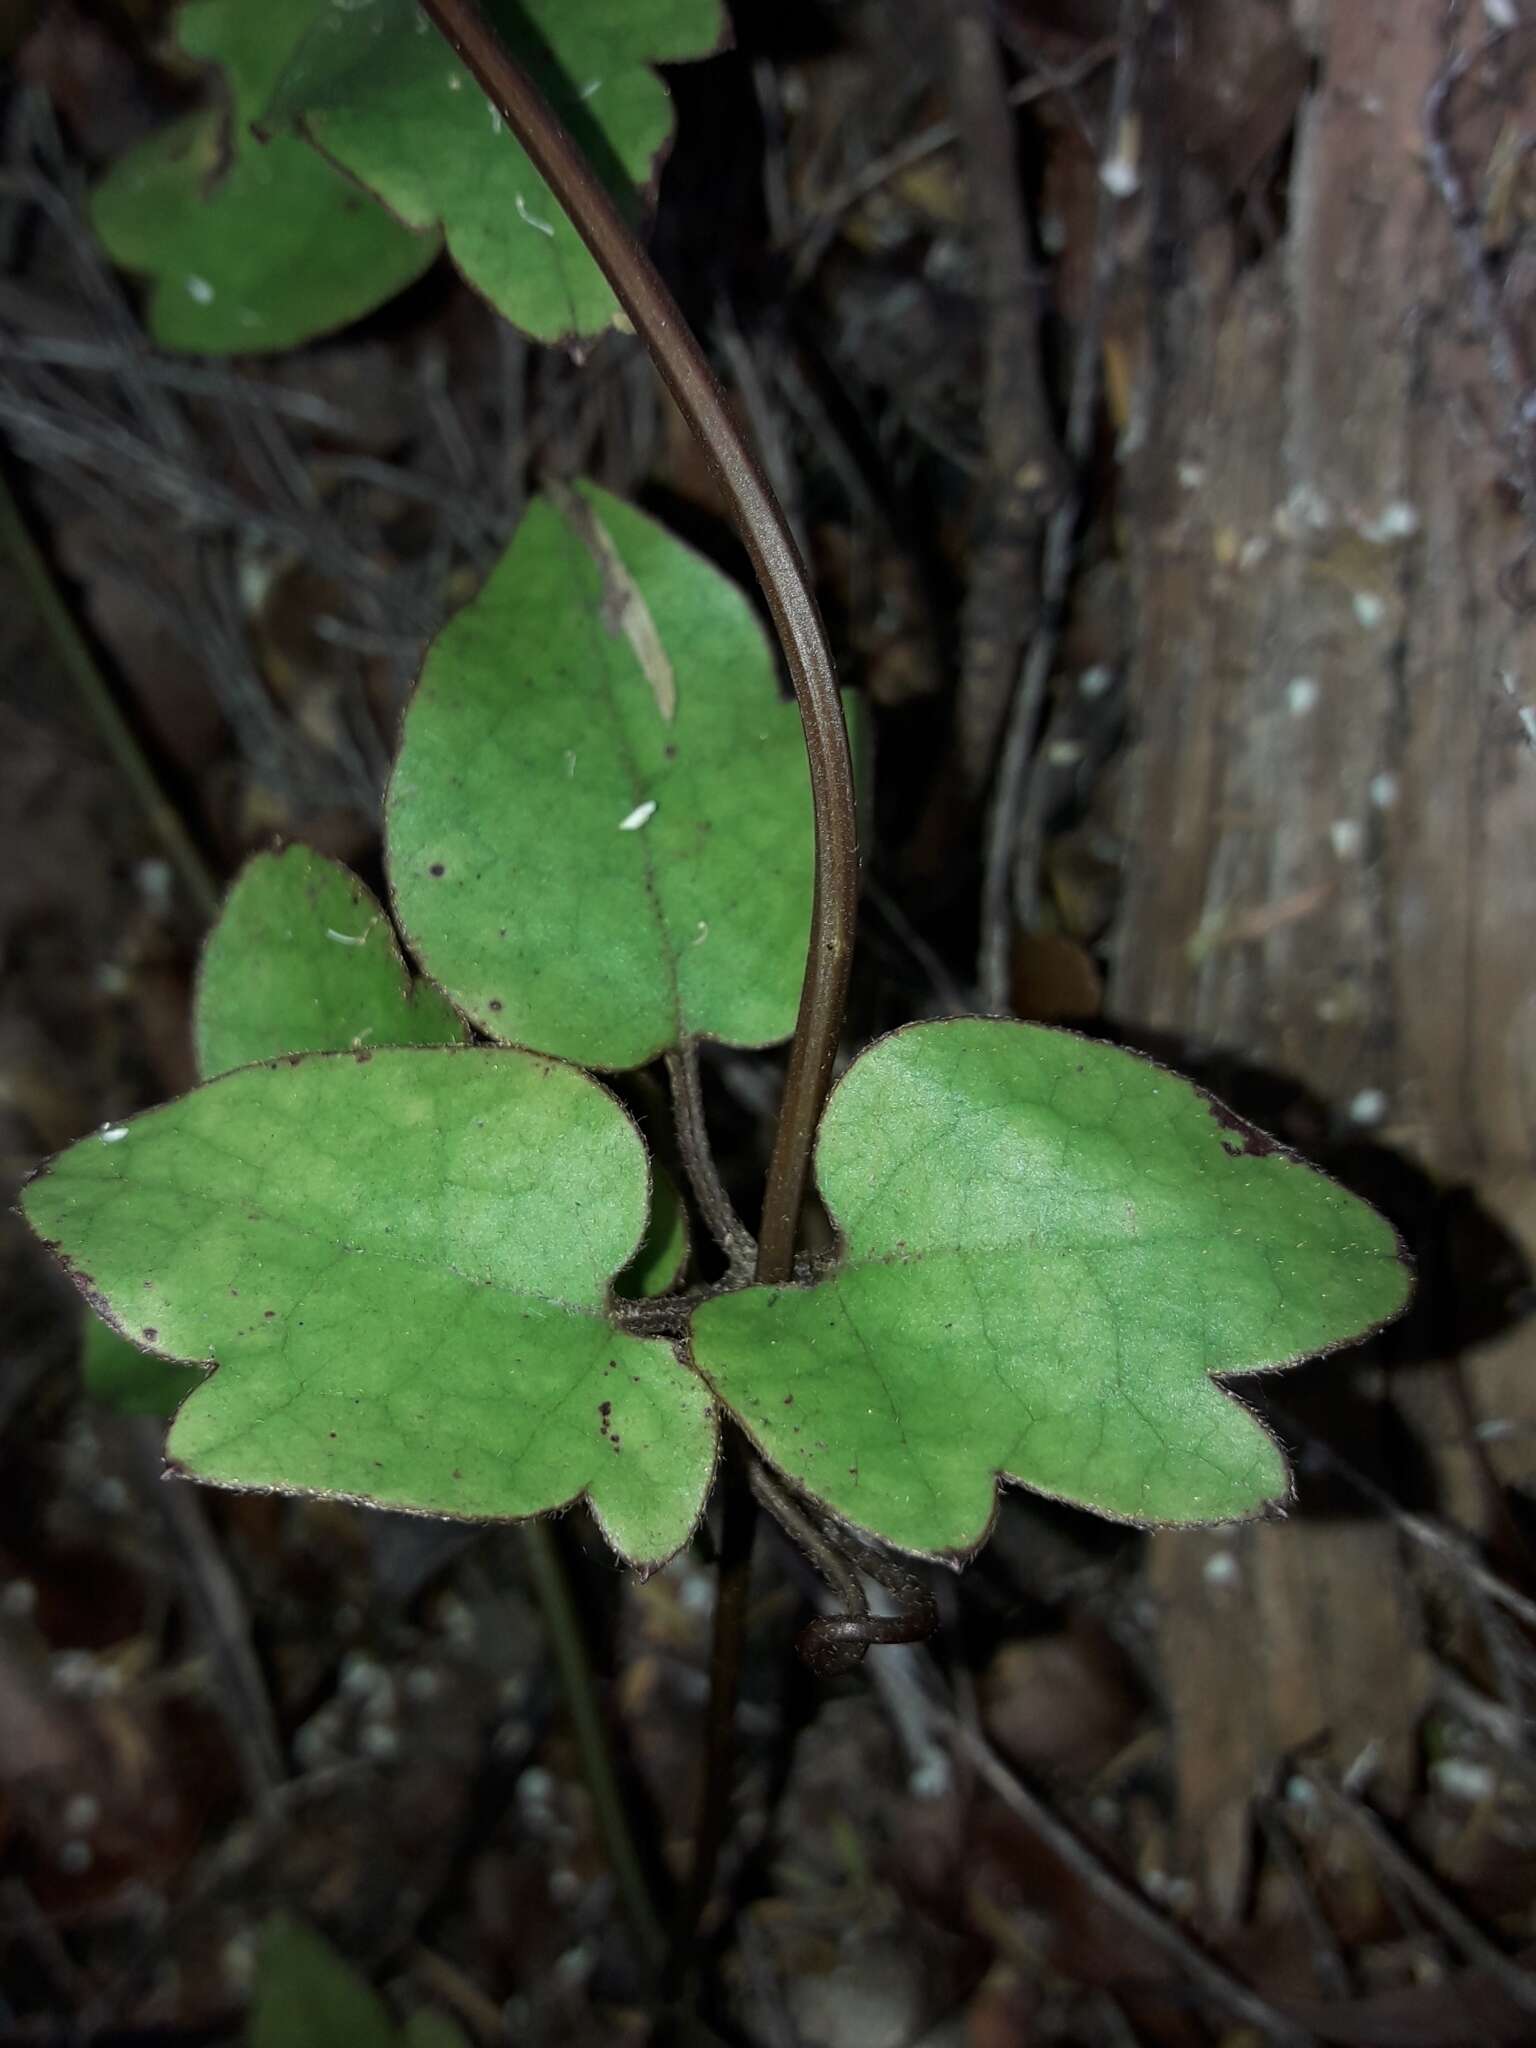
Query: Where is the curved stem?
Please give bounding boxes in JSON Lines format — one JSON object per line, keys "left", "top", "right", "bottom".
{"left": 417, "top": 0, "right": 860, "bottom": 1288}
{"left": 665, "top": 1045, "right": 756, "bottom": 1279}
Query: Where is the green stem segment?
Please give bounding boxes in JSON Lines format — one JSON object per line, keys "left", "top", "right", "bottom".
{"left": 0, "top": 464, "right": 220, "bottom": 923}
{"left": 414, "top": 0, "right": 859, "bottom": 1287}
{"left": 521, "top": 1521, "right": 668, "bottom": 1979}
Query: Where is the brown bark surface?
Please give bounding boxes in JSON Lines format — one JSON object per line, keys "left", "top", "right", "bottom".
{"left": 1110, "top": 0, "right": 1536, "bottom": 1913}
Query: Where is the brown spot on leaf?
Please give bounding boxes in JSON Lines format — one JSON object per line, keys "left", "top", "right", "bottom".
{"left": 142, "top": 1326, "right": 157, "bottom": 1341}
{"left": 1204, "top": 1092, "right": 1282, "bottom": 1159}
{"left": 489, "top": 1000, "right": 503, "bottom": 1013}
{"left": 429, "top": 863, "right": 445, "bottom": 877}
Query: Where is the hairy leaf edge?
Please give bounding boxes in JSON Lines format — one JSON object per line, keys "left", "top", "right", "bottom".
{"left": 23, "top": 1045, "right": 718, "bottom": 1574}
{"left": 685, "top": 1016, "right": 1415, "bottom": 1566}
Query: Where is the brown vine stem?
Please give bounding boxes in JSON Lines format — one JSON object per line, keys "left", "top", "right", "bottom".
{"left": 417, "top": 0, "right": 859, "bottom": 1285}
{"left": 418, "top": 0, "right": 860, "bottom": 1996}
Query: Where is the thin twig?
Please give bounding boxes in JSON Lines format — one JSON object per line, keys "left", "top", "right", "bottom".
{"left": 1278, "top": 1414, "right": 1536, "bottom": 1635}
{"left": 949, "top": 1716, "right": 1317, "bottom": 2046}
{"left": 665, "top": 1044, "right": 757, "bottom": 1280}
{"left": 977, "top": 2, "right": 1139, "bottom": 1009}
{"left": 134, "top": 1428, "right": 286, "bottom": 1805}
{"left": 948, "top": 0, "right": 1069, "bottom": 795}
{"left": 788, "top": 40, "right": 1120, "bottom": 279}
{"left": 520, "top": 1520, "right": 668, "bottom": 1980}
{"left": 1299, "top": 1765, "right": 1536, "bottom": 2016}
{"left": 0, "top": 463, "right": 219, "bottom": 921}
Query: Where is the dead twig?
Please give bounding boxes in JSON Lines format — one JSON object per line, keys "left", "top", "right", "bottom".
{"left": 978, "top": 1, "right": 1139, "bottom": 1009}
{"left": 1298, "top": 1765, "right": 1536, "bottom": 2017}
{"left": 948, "top": 0, "right": 1070, "bottom": 797}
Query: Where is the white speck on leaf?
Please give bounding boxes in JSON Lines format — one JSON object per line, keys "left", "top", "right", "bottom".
{"left": 579, "top": 78, "right": 603, "bottom": 100}
{"left": 185, "top": 276, "right": 214, "bottom": 304}
{"left": 619, "top": 800, "right": 657, "bottom": 832}
{"left": 693, "top": 921, "right": 709, "bottom": 945}
{"left": 326, "top": 928, "right": 366, "bottom": 946}
{"left": 100, "top": 1126, "right": 129, "bottom": 1144}
{"left": 446, "top": 72, "right": 463, "bottom": 90}
{"left": 515, "top": 194, "right": 556, "bottom": 237}
{"left": 565, "top": 750, "right": 577, "bottom": 776}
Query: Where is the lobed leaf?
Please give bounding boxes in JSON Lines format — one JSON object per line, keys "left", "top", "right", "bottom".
{"left": 28, "top": 1049, "right": 715, "bottom": 1569}
{"left": 389, "top": 482, "right": 843, "bottom": 1069}
{"left": 690, "top": 1020, "right": 1412, "bottom": 1556}
{"left": 264, "top": 0, "right": 728, "bottom": 342}
{"left": 90, "top": 0, "right": 435, "bottom": 353}
{"left": 196, "top": 846, "right": 463, "bottom": 1076}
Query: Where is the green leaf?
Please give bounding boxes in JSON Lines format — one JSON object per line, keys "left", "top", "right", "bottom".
{"left": 196, "top": 846, "right": 463, "bottom": 1077}
{"left": 264, "top": 0, "right": 727, "bottom": 342}
{"left": 25, "top": 1049, "right": 716, "bottom": 1569}
{"left": 248, "top": 1916, "right": 396, "bottom": 2048}
{"left": 80, "top": 1311, "right": 200, "bottom": 1419}
{"left": 617, "top": 1152, "right": 689, "bottom": 1298}
{"left": 690, "top": 1020, "right": 1411, "bottom": 1555}
{"left": 194, "top": 841, "right": 684, "bottom": 1294}
{"left": 90, "top": 0, "right": 436, "bottom": 353}
{"left": 389, "top": 482, "right": 845, "bottom": 1069}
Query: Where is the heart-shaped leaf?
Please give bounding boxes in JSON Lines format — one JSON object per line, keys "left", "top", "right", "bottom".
{"left": 196, "top": 846, "right": 464, "bottom": 1076}
{"left": 90, "top": 0, "right": 436, "bottom": 353}
{"left": 195, "top": 843, "right": 685, "bottom": 1295}
{"left": 690, "top": 1020, "right": 1411, "bottom": 1556}
{"left": 27, "top": 1049, "right": 715, "bottom": 1568}
{"left": 264, "top": 0, "right": 726, "bottom": 342}
{"left": 389, "top": 482, "right": 845, "bottom": 1069}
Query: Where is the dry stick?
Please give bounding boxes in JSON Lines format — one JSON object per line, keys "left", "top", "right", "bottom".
{"left": 1298, "top": 1765, "right": 1536, "bottom": 2017}
{"left": 977, "top": 5, "right": 1138, "bottom": 1011}
{"left": 418, "top": 0, "right": 860, "bottom": 1996}
{"left": 946, "top": 1717, "right": 1318, "bottom": 2048}
{"left": 130, "top": 1423, "right": 286, "bottom": 1806}
{"left": 665, "top": 1045, "right": 757, "bottom": 1280}
{"left": 0, "top": 463, "right": 219, "bottom": 921}
{"left": 948, "top": 0, "right": 1069, "bottom": 797}
{"left": 788, "top": 39, "right": 1120, "bottom": 281}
